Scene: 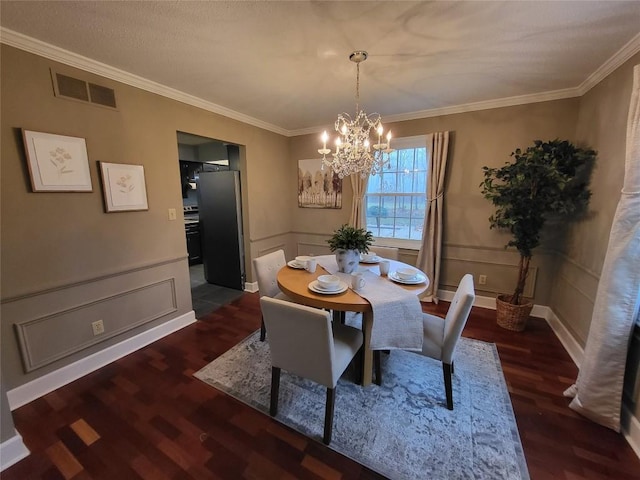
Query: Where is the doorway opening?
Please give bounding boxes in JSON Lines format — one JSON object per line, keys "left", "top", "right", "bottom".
{"left": 177, "top": 131, "right": 245, "bottom": 318}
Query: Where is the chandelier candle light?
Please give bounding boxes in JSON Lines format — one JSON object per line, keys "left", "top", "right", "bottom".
{"left": 319, "top": 51, "right": 394, "bottom": 178}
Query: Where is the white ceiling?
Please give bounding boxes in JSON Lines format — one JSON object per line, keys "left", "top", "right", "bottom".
{"left": 1, "top": 1, "right": 640, "bottom": 136}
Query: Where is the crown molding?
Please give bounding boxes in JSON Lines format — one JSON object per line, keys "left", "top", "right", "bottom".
{"left": 0, "top": 28, "right": 289, "bottom": 137}
{"left": 290, "top": 86, "right": 582, "bottom": 136}
{"left": 3, "top": 26, "right": 639, "bottom": 139}
{"left": 578, "top": 32, "right": 640, "bottom": 95}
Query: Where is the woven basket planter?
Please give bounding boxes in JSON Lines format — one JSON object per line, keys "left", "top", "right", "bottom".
{"left": 496, "top": 294, "right": 533, "bottom": 332}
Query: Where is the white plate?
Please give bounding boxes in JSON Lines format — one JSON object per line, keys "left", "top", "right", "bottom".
{"left": 287, "top": 260, "right": 305, "bottom": 269}
{"left": 308, "top": 280, "right": 348, "bottom": 294}
{"left": 359, "top": 255, "right": 381, "bottom": 264}
{"left": 389, "top": 271, "right": 427, "bottom": 285}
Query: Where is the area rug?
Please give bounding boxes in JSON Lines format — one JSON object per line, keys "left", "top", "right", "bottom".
{"left": 194, "top": 331, "right": 530, "bottom": 480}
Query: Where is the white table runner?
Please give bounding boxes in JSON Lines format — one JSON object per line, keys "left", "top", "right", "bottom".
{"left": 316, "top": 257, "right": 423, "bottom": 351}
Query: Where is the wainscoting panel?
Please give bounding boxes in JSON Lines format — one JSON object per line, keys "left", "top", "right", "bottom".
{"left": 15, "top": 279, "right": 177, "bottom": 372}
{"left": 256, "top": 243, "right": 287, "bottom": 258}
{"left": 441, "top": 257, "right": 538, "bottom": 299}
{"left": 1, "top": 257, "right": 193, "bottom": 390}
{"left": 248, "top": 232, "right": 295, "bottom": 283}
{"left": 554, "top": 257, "right": 600, "bottom": 303}
{"left": 549, "top": 257, "right": 599, "bottom": 346}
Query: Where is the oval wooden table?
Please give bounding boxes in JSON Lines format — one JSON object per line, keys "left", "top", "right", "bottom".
{"left": 277, "top": 255, "right": 429, "bottom": 386}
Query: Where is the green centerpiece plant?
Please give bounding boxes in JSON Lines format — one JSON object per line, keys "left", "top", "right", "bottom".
{"left": 480, "top": 139, "right": 595, "bottom": 331}
{"left": 327, "top": 224, "right": 374, "bottom": 273}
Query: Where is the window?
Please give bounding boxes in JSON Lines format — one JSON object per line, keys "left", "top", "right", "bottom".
{"left": 365, "top": 135, "right": 428, "bottom": 243}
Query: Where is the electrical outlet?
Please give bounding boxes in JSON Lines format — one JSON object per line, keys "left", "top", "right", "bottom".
{"left": 478, "top": 275, "right": 487, "bottom": 285}
{"left": 92, "top": 319, "right": 105, "bottom": 336}
{"left": 168, "top": 208, "right": 177, "bottom": 220}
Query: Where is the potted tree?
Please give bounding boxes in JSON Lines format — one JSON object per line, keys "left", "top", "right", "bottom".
{"left": 327, "top": 224, "right": 374, "bottom": 273}
{"left": 480, "top": 139, "right": 595, "bottom": 331}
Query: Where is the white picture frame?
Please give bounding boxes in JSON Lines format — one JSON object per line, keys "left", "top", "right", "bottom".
{"left": 22, "top": 130, "right": 92, "bottom": 192}
{"left": 99, "top": 161, "right": 149, "bottom": 212}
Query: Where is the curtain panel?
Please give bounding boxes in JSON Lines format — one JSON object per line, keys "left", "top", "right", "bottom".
{"left": 349, "top": 173, "right": 369, "bottom": 229}
{"left": 417, "top": 131, "right": 450, "bottom": 303}
{"left": 564, "top": 64, "right": 640, "bottom": 431}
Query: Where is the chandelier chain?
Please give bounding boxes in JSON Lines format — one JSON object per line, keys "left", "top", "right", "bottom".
{"left": 355, "top": 62, "right": 360, "bottom": 113}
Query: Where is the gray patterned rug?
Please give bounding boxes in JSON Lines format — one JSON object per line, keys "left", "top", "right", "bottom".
{"left": 194, "top": 331, "right": 529, "bottom": 480}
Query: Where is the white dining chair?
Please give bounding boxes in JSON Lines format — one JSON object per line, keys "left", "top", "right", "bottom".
{"left": 374, "top": 274, "right": 475, "bottom": 410}
{"left": 260, "top": 297, "right": 363, "bottom": 444}
{"left": 253, "top": 249, "right": 293, "bottom": 341}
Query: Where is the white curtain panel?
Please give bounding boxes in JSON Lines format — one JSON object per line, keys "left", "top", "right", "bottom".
{"left": 417, "top": 131, "right": 450, "bottom": 303}
{"left": 349, "top": 173, "right": 369, "bottom": 229}
{"left": 564, "top": 64, "right": 640, "bottom": 431}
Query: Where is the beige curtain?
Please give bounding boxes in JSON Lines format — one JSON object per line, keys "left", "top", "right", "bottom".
{"left": 349, "top": 173, "right": 369, "bottom": 229}
{"left": 564, "top": 64, "right": 640, "bottom": 431}
{"left": 417, "top": 131, "right": 450, "bottom": 303}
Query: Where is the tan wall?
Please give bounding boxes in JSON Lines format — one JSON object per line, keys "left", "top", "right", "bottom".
{"left": 290, "top": 99, "right": 579, "bottom": 303}
{"left": 0, "top": 45, "right": 291, "bottom": 389}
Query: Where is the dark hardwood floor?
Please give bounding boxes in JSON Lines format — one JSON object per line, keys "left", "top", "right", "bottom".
{"left": 4, "top": 293, "right": 639, "bottom": 479}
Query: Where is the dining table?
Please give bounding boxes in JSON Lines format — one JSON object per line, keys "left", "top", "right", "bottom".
{"left": 277, "top": 254, "right": 429, "bottom": 386}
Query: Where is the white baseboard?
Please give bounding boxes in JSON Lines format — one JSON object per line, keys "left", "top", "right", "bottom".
{"left": 437, "top": 289, "right": 495, "bottom": 310}
{"left": 0, "top": 431, "right": 30, "bottom": 471}
{"left": 244, "top": 281, "right": 259, "bottom": 293}
{"left": 438, "top": 289, "right": 585, "bottom": 368}
{"left": 623, "top": 404, "right": 640, "bottom": 459}
{"left": 540, "top": 306, "right": 584, "bottom": 367}
{"left": 7, "top": 311, "right": 196, "bottom": 410}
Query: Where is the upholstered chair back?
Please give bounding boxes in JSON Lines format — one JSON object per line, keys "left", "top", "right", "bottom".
{"left": 253, "top": 250, "right": 287, "bottom": 298}
{"left": 441, "top": 274, "right": 475, "bottom": 364}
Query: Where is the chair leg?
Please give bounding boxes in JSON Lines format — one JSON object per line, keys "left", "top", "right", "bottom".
{"left": 354, "top": 346, "right": 364, "bottom": 385}
{"left": 451, "top": 361, "right": 455, "bottom": 375}
{"left": 443, "top": 363, "right": 453, "bottom": 410}
{"left": 374, "top": 350, "right": 382, "bottom": 386}
{"left": 270, "top": 367, "right": 281, "bottom": 416}
{"left": 324, "top": 387, "right": 335, "bottom": 445}
{"left": 260, "top": 316, "right": 266, "bottom": 341}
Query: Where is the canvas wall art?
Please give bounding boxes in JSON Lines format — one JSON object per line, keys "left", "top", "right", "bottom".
{"left": 298, "top": 158, "right": 342, "bottom": 209}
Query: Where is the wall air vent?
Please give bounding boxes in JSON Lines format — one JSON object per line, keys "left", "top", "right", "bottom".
{"left": 56, "top": 73, "right": 89, "bottom": 101}
{"left": 51, "top": 70, "right": 118, "bottom": 110}
{"left": 88, "top": 82, "right": 117, "bottom": 108}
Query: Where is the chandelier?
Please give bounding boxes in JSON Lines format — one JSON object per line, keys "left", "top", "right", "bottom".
{"left": 318, "top": 51, "right": 393, "bottom": 178}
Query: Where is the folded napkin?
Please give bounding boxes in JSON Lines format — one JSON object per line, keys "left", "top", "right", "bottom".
{"left": 316, "top": 257, "right": 422, "bottom": 351}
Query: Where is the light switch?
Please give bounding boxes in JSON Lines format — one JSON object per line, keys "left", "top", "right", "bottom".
{"left": 168, "top": 208, "right": 177, "bottom": 220}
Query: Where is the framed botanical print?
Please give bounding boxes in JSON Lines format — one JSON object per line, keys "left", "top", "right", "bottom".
{"left": 22, "top": 130, "right": 92, "bottom": 192}
{"left": 99, "top": 162, "right": 148, "bottom": 212}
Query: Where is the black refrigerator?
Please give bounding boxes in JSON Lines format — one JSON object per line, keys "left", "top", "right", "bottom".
{"left": 196, "top": 171, "right": 245, "bottom": 290}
